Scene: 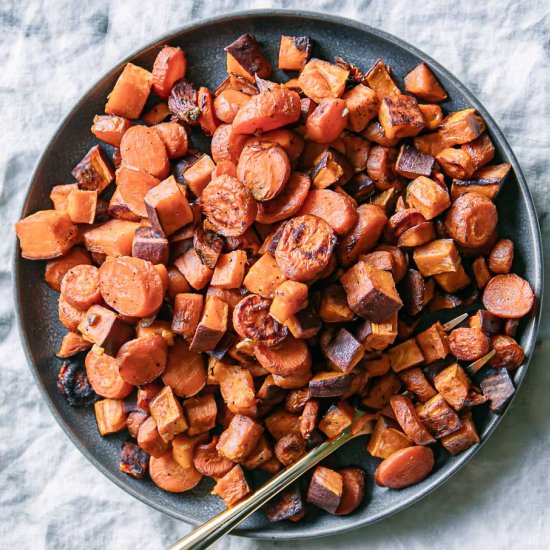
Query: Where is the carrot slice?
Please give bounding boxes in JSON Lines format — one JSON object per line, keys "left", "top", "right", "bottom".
{"left": 120, "top": 125, "right": 170, "bottom": 179}
{"left": 149, "top": 451, "right": 202, "bottom": 493}
{"left": 482, "top": 274, "right": 535, "bottom": 319}
{"left": 85, "top": 347, "right": 133, "bottom": 399}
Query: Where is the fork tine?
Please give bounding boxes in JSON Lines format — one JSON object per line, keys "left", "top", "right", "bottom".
{"left": 465, "top": 349, "right": 496, "bottom": 375}
{"left": 442, "top": 312, "right": 468, "bottom": 332}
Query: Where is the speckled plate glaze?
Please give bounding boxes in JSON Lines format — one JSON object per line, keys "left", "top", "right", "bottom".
{"left": 14, "top": 9, "right": 543, "bottom": 541}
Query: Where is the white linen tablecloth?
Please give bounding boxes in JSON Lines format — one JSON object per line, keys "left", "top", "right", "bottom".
{"left": 1, "top": 1, "right": 549, "bottom": 548}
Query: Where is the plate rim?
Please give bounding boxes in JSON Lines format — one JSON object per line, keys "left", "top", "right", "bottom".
{"left": 13, "top": 8, "right": 544, "bottom": 541}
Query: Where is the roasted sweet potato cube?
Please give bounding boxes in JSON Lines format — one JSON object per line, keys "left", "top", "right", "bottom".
{"left": 399, "top": 367, "right": 437, "bottom": 402}
{"left": 16, "top": 210, "right": 79, "bottom": 260}
{"left": 144, "top": 176, "right": 193, "bottom": 236}
{"left": 450, "top": 163, "right": 511, "bottom": 201}
{"left": 243, "top": 253, "right": 287, "bottom": 299}
{"left": 83, "top": 219, "right": 139, "bottom": 257}
{"left": 439, "top": 108, "right": 486, "bottom": 146}
{"left": 308, "top": 371, "right": 354, "bottom": 398}
{"left": 149, "top": 386, "right": 188, "bottom": 442}
{"left": 300, "top": 399, "right": 320, "bottom": 440}
{"left": 318, "top": 285, "right": 353, "bottom": 324}
{"left": 94, "top": 398, "right": 128, "bottom": 436}
{"left": 413, "top": 132, "right": 451, "bottom": 157}
{"left": 212, "top": 465, "right": 251, "bottom": 507}
{"left": 440, "top": 411, "right": 480, "bottom": 455}
{"left": 263, "top": 404, "right": 302, "bottom": 436}
{"left": 404, "top": 63, "right": 447, "bottom": 102}
{"left": 322, "top": 329, "right": 364, "bottom": 374}
{"left": 472, "top": 257, "right": 492, "bottom": 289}
{"left": 436, "top": 147, "right": 475, "bottom": 179}
{"left": 217, "top": 414, "right": 264, "bottom": 463}
{"left": 367, "top": 416, "right": 413, "bottom": 459}
{"left": 416, "top": 393, "right": 462, "bottom": 438}
{"left": 119, "top": 442, "right": 149, "bottom": 479}
{"left": 342, "top": 84, "right": 380, "bottom": 132}
{"left": 341, "top": 262, "right": 403, "bottom": 322}
{"left": 407, "top": 176, "right": 451, "bottom": 220}
{"left": 172, "top": 433, "right": 209, "bottom": 469}
{"left": 71, "top": 145, "right": 114, "bottom": 193}
{"left": 366, "top": 145, "right": 398, "bottom": 189}
{"left": 278, "top": 35, "right": 312, "bottom": 71}
{"left": 182, "top": 154, "right": 216, "bottom": 196}
{"left": 50, "top": 183, "right": 79, "bottom": 211}
{"left": 460, "top": 133, "right": 495, "bottom": 171}
{"left": 418, "top": 104, "right": 444, "bottom": 130}
{"left": 378, "top": 94, "right": 425, "bottom": 139}
{"left": 361, "top": 371, "right": 401, "bottom": 409}
{"left": 360, "top": 251, "right": 394, "bottom": 275}
{"left": 416, "top": 322, "right": 449, "bottom": 364}
{"left": 108, "top": 187, "right": 140, "bottom": 222}
{"left": 413, "top": 239, "right": 460, "bottom": 277}
{"left": 189, "top": 296, "right": 229, "bottom": 352}
{"left": 266, "top": 485, "right": 304, "bottom": 522}
{"left": 136, "top": 383, "right": 163, "bottom": 413}
{"left": 470, "top": 310, "right": 503, "bottom": 334}
{"left": 260, "top": 457, "right": 283, "bottom": 474}
{"left": 174, "top": 248, "right": 213, "bottom": 290}
{"left": 480, "top": 368, "right": 515, "bottom": 414}
{"left": 270, "top": 280, "right": 309, "bottom": 324}
{"left": 388, "top": 338, "right": 425, "bottom": 373}
{"left": 77, "top": 304, "right": 133, "bottom": 355}
{"left": 357, "top": 313, "right": 398, "bottom": 352}
{"left": 318, "top": 400, "right": 355, "bottom": 439}
{"left": 365, "top": 60, "right": 400, "bottom": 100}
{"left": 307, "top": 466, "right": 343, "bottom": 514}
{"left": 56, "top": 331, "right": 93, "bottom": 358}
{"left": 395, "top": 144, "right": 434, "bottom": 179}
{"left": 142, "top": 102, "right": 171, "bottom": 125}
{"left": 105, "top": 62, "right": 153, "bottom": 119}
{"left": 362, "top": 354, "right": 391, "bottom": 377}
{"left": 66, "top": 189, "right": 97, "bottom": 224}
{"left": 285, "top": 306, "right": 322, "bottom": 339}
{"left": 171, "top": 293, "right": 203, "bottom": 338}
{"left": 211, "top": 251, "right": 247, "bottom": 289}
{"left": 183, "top": 394, "right": 217, "bottom": 436}
{"left": 132, "top": 226, "right": 169, "bottom": 265}
{"left": 433, "top": 363, "right": 471, "bottom": 411}
{"left": 434, "top": 263, "right": 471, "bottom": 293}
{"left": 274, "top": 433, "right": 306, "bottom": 466}
{"left": 225, "top": 34, "right": 271, "bottom": 82}
{"left": 242, "top": 436, "right": 274, "bottom": 469}
{"left": 92, "top": 114, "right": 132, "bottom": 147}
{"left": 137, "top": 416, "right": 171, "bottom": 458}
{"left": 217, "top": 365, "right": 256, "bottom": 416}
{"left": 310, "top": 148, "right": 354, "bottom": 189}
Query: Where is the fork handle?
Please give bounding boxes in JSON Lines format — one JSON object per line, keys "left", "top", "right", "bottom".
{"left": 168, "top": 428, "right": 355, "bottom": 550}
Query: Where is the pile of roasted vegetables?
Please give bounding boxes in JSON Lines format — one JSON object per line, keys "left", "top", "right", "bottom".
{"left": 16, "top": 33, "right": 535, "bottom": 520}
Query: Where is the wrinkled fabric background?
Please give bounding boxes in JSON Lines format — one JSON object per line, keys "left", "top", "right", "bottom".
{"left": 1, "top": 1, "right": 549, "bottom": 549}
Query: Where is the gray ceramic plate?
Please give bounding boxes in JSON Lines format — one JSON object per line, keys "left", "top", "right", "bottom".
{"left": 14, "top": 9, "right": 543, "bottom": 541}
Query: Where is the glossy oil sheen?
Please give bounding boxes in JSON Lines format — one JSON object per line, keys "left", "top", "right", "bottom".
{"left": 14, "top": 9, "right": 543, "bottom": 541}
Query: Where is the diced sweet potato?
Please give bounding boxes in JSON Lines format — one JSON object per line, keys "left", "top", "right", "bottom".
{"left": 211, "top": 251, "right": 247, "bottom": 289}
{"left": 450, "top": 163, "right": 511, "bottom": 201}
{"left": 319, "top": 284, "right": 354, "bottom": 324}
{"left": 212, "top": 465, "right": 251, "bottom": 507}
{"left": 418, "top": 104, "right": 444, "bottom": 131}
{"left": 480, "top": 368, "right": 515, "bottom": 414}
{"left": 217, "top": 414, "right": 264, "bottom": 463}
{"left": 395, "top": 144, "right": 434, "bottom": 179}
{"left": 137, "top": 416, "right": 171, "bottom": 458}
{"left": 472, "top": 257, "right": 492, "bottom": 289}
{"left": 105, "top": 63, "right": 153, "bottom": 119}
{"left": 413, "top": 132, "right": 451, "bottom": 157}
{"left": 217, "top": 364, "right": 257, "bottom": 417}
{"left": 439, "top": 109, "right": 486, "bottom": 146}
{"left": 322, "top": 329, "right": 364, "bottom": 373}
{"left": 309, "top": 371, "right": 354, "bottom": 398}
{"left": 225, "top": 34, "right": 271, "bottom": 83}
{"left": 131, "top": 226, "right": 169, "bottom": 265}
{"left": 16, "top": 210, "right": 79, "bottom": 260}
{"left": 152, "top": 46, "right": 187, "bottom": 100}
{"left": 341, "top": 262, "right": 403, "bottom": 322}
{"left": 50, "top": 183, "right": 78, "bottom": 211}
{"left": 92, "top": 114, "right": 132, "bottom": 147}
{"left": 365, "top": 60, "right": 400, "bottom": 100}
{"left": 270, "top": 280, "right": 308, "bottom": 324}
{"left": 174, "top": 248, "right": 213, "bottom": 290}
{"left": 56, "top": 331, "right": 92, "bottom": 358}
{"left": 356, "top": 313, "right": 398, "bottom": 351}
{"left": 413, "top": 239, "right": 460, "bottom": 277}
{"left": 399, "top": 367, "right": 437, "bottom": 402}
{"left": 366, "top": 145, "right": 398, "bottom": 190}
{"left": 83, "top": 219, "right": 139, "bottom": 257}
{"left": 440, "top": 411, "right": 480, "bottom": 455}
{"left": 243, "top": 253, "right": 287, "bottom": 299}
{"left": 298, "top": 59, "right": 348, "bottom": 103}
{"left": 416, "top": 322, "right": 449, "bottom": 364}
{"left": 388, "top": 338, "right": 425, "bottom": 373}
{"left": 433, "top": 363, "right": 471, "bottom": 410}
{"left": 318, "top": 400, "right": 355, "bottom": 439}
{"left": 285, "top": 305, "right": 322, "bottom": 339}
{"left": 436, "top": 147, "right": 475, "bottom": 179}
{"left": 149, "top": 385, "right": 188, "bottom": 442}
{"left": 142, "top": 102, "right": 171, "bottom": 125}
{"left": 242, "top": 435, "right": 274, "bottom": 470}
{"left": 362, "top": 354, "right": 391, "bottom": 377}
{"left": 379, "top": 94, "right": 425, "bottom": 139}
{"left": 119, "top": 442, "right": 149, "bottom": 479}
{"left": 182, "top": 154, "right": 217, "bottom": 196}
{"left": 361, "top": 371, "right": 401, "bottom": 409}
{"left": 278, "top": 35, "right": 312, "bottom": 71}
{"left": 274, "top": 433, "right": 306, "bottom": 466}
{"left": 404, "top": 63, "right": 447, "bottom": 102}
{"left": 182, "top": 394, "right": 217, "bottom": 436}
{"left": 300, "top": 399, "right": 320, "bottom": 440}
{"left": 94, "top": 398, "right": 127, "bottom": 436}
{"left": 310, "top": 148, "right": 354, "bottom": 189}
{"left": 265, "top": 408, "right": 301, "bottom": 440}
{"left": 367, "top": 416, "right": 413, "bottom": 459}
{"left": 461, "top": 133, "right": 495, "bottom": 171}
{"left": 407, "top": 176, "right": 451, "bottom": 220}
{"left": 266, "top": 485, "right": 305, "bottom": 522}
{"left": 307, "top": 466, "right": 343, "bottom": 514}
{"left": 342, "top": 84, "right": 380, "bottom": 132}
{"left": 434, "top": 263, "right": 471, "bottom": 293}
{"left": 189, "top": 295, "right": 229, "bottom": 352}
{"left": 416, "top": 393, "right": 462, "bottom": 438}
